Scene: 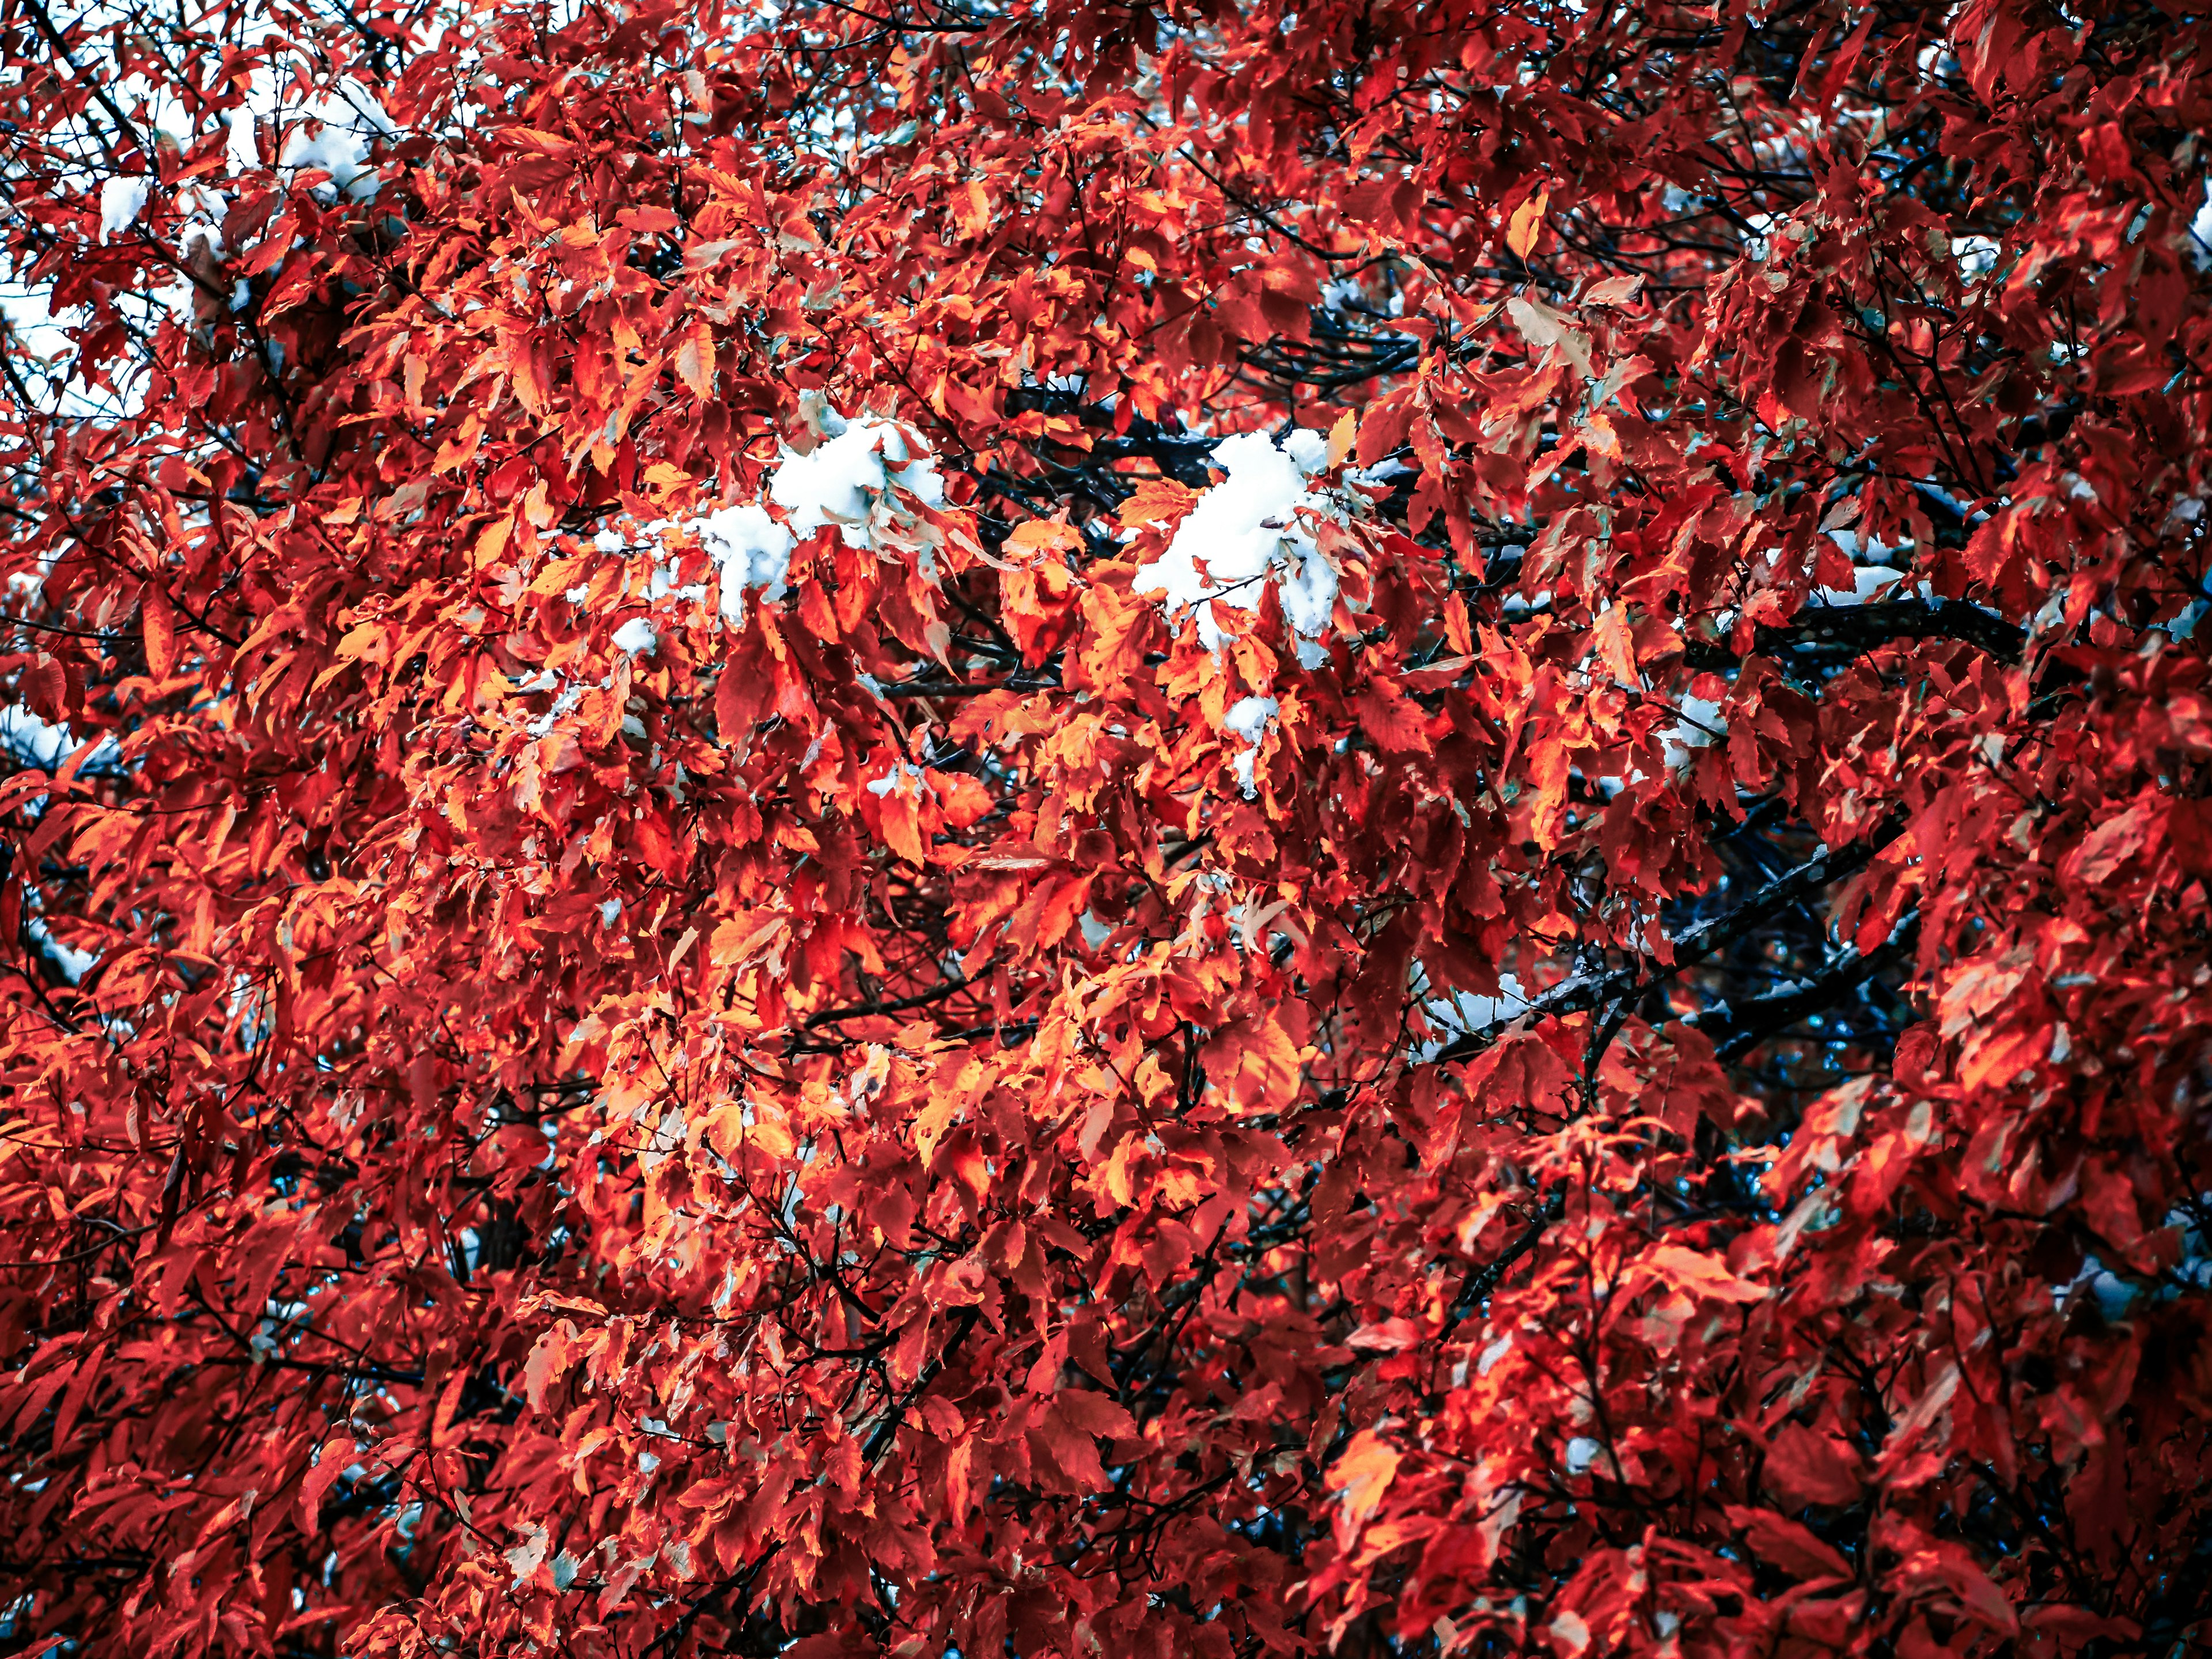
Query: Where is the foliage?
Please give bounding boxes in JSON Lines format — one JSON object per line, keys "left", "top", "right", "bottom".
{"left": 3, "top": 0, "right": 2211, "bottom": 1655}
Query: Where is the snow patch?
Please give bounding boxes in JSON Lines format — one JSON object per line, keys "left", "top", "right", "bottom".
{"left": 274, "top": 86, "right": 396, "bottom": 199}
{"left": 1416, "top": 971, "right": 1529, "bottom": 1059}
{"left": 612, "top": 617, "right": 658, "bottom": 656}
{"left": 1224, "top": 694, "right": 1278, "bottom": 796}
{"left": 769, "top": 416, "right": 944, "bottom": 549}
{"left": 1281, "top": 427, "right": 1330, "bottom": 474}
{"left": 866, "top": 762, "right": 926, "bottom": 799}
{"left": 1953, "top": 234, "right": 2001, "bottom": 281}
{"left": 1132, "top": 431, "right": 1343, "bottom": 666}
{"left": 98, "top": 176, "right": 150, "bottom": 242}
{"left": 1661, "top": 695, "right": 1726, "bottom": 771}
{"left": 691, "top": 502, "right": 794, "bottom": 626}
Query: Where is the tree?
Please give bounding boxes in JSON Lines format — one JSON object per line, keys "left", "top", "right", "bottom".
{"left": 3, "top": 0, "right": 2210, "bottom": 1653}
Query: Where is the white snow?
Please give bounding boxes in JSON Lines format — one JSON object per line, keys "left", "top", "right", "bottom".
{"left": 225, "top": 106, "right": 260, "bottom": 174}
{"left": 1428, "top": 973, "right": 1528, "bottom": 1041}
{"left": 1224, "top": 694, "right": 1278, "bottom": 796}
{"left": 1953, "top": 234, "right": 2001, "bottom": 280}
{"left": 97, "top": 176, "right": 150, "bottom": 243}
{"left": 691, "top": 502, "right": 794, "bottom": 626}
{"left": 1347, "top": 456, "right": 1412, "bottom": 489}
{"left": 612, "top": 617, "right": 658, "bottom": 656}
{"left": 865, "top": 762, "right": 926, "bottom": 799}
{"left": 1132, "top": 431, "right": 1343, "bottom": 665}
{"left": 768, "top": 416, "right": 944, "bottom": 548}
{"left": 1280, "top": 427, "right": 1330, "bottom": 474}
{"left": 1415, "top": 969, "right": 1530, "bottom": 1059}
{"left": 1225, "top": 694, "right": 1278, "bottom": 744}
{"left": 280, "top": 121, "right": 372, "bottom": 192}
{"left": 1661, "top": 695, "right": 1726, "bottom": 771}
{"left": 275, "top": 87, "right": 395, "bottom": 199}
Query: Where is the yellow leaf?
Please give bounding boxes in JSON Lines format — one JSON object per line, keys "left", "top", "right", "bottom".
{"left": 1506, "top": 186, "right": 1549, "bottom": 260}
{"left": 1327, "top": 409, "right": 1357, "bottom": 469}
{"left": 1331, "top": 1429, "right": 1402, "bottom": 1528}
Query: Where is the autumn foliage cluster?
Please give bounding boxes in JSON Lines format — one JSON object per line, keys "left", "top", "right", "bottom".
{"left": 4, "top": 0, "right": 2212, "bottom": 1654}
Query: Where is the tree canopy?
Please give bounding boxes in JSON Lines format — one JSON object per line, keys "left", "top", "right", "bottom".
{"left": 3, "top": 0, "right": 2211, "bottom": 1655}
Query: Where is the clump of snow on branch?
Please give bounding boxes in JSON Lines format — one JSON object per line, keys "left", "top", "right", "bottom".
{"left": 273, "top": 82, "right": 397, "bottom": 200}
{"left": 1133, "top": 430, "right": 1344, "bottom": 666}
{"left": 575, "top": 410, "right": 942, "bottom": 642}
{"left": 1661, "top": 695, "right": 1727, "bottom": 771}
{"left": 97, "top": 177, "right": 149, "bottom": 243}
{"left": 769, "top": 410, "right": 944, "bottom": 551}
{"left": 1224, "top": 695, "right": 1278, "bottom": 796}
{"left": 1817, "top": 522, "right": 1930, "bottom": 606}
{"left": 1414, "top": 970, "right": 1529, "bottom": 1059}
{"left": 691, "top": 504, "right": 794, "bottom": 627}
